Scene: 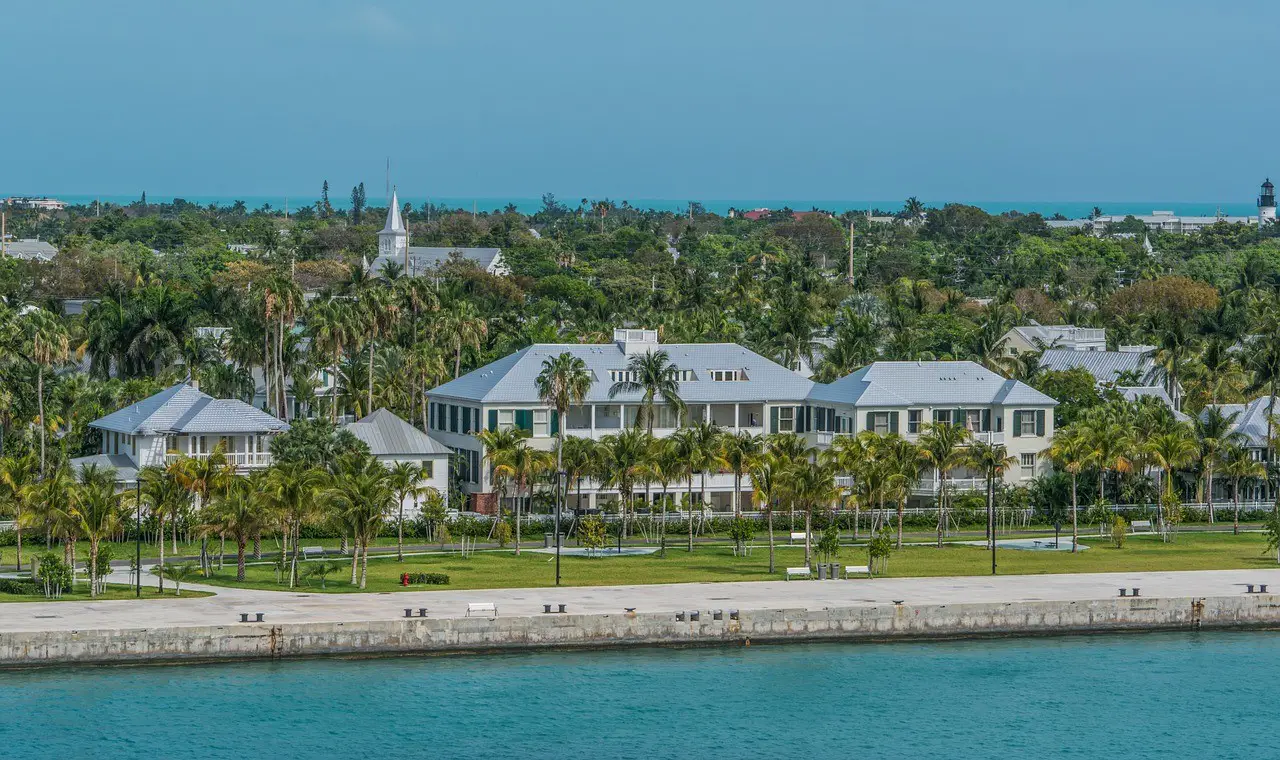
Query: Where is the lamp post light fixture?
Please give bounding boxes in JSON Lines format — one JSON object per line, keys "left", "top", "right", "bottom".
{"left": 555, "top": 469, "right": 567, "bottom": 586}
{"left": 135, "top": 478, "right": 142, "bottom": 597}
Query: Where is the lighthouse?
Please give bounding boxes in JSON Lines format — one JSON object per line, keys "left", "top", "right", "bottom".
{"left": 1259, "top": 178, "right": 1276, "bottom": 228}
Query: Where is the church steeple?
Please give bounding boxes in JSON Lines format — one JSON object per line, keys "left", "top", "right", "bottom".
{"left": 378, "top": 187, "right": 408, "bottom": 263}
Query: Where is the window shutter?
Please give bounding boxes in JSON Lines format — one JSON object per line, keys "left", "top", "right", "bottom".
{"left": 487, "top": 409, "right": 498, "bottom": 432}
{"left": 551, "top": 410, "right": 559, "bottom": 436}
{"left": 770, "top": 406, "right": 779, "bottom": 433}
{"left": 996, "top": 414, "right": 1003, "bottom": 433}
{"left": 1012, "top": 411, "right": 1022, "bottom": 437}
{"left": 890, "top": 411, "right": 900, "bottom": 434}
{"left": 829, "top": 408, "right": 836, "bottom": 431}
{"left": 516, "top": 410, "right": 532, "bottom": 432}
{"left": 865, "top": 412, "right": 874, "bottom": 432}
{"left": 1035, "top": 410, "right": 1045, "bottom": 437}
{"left": 982, "top": 409, "right": 991, "bottom": 432}
{"left": 804, "top": 406, "right": 812, "bottom": 433}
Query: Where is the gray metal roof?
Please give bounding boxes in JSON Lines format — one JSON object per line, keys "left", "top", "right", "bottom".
{"left": 371, "top": 246, "right": 502, "bottom": 275}
{"left": 69, "top": 454, "right": 139, "bottom": 484}
{"left": 1009, "top": 324, "right": 1105, "bottom": 348}
{"left": 90, "top": 383, "right": 290, "bottom": 435}
{"left": 807, "top": 361, "right": 1056, "bottom": 407}
{"left": 429, "top": 342, "right": 813, "bottom": 404}
{"left": 1039, "top": 348, "right": 1159, "bottom": 386}
{"left": 1204, "top": 397, "right": 1272, "bottom": 448}
{"left": 344, "top": 409, "right": 451, "bottom": 457}
{"left": 1117, "top": 386, "right": 1188, "bottom": 421}
{"left": 3, "top": 239, "right": 56, "bottom": 261}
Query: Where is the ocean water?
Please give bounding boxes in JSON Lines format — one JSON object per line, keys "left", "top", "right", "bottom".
{"left": 8, "top": 193, "right": 1263, "bottom": 219}
{"left": 2, "top": 632, "right": 1277, "bottom": 759}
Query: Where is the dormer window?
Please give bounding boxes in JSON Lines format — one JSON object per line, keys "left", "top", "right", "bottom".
{"left": 709, "top": 369, "right": 748, "bottom": 382}
{"left": 608, "top": 370, "right": 637, "bottom": 383}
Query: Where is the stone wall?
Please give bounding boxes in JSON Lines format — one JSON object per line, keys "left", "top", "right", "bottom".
{"left": 5, "top": 595, "right": 1279, "bottom": 666}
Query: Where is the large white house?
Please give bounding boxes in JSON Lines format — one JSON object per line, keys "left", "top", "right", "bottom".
{"left": 1001, "top": 323, "right": 1106, "bottom": 357}
{"left": 426, "top": 329, "right": 1057, "bottom": 513}
{"left": 71, "top": 383, "right": 291, "bottom": 484}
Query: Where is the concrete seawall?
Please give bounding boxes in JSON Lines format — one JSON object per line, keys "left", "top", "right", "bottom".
{"left": 5, "top": 594, "right": 1279, "bottom": 667}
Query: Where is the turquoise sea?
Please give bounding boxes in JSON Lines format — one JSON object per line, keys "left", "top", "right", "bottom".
{"left": 2, "top": 631, "right": 1277, "bottom": 759}
{"left": 6, "top": 193, "right": 1265, "bottom": 219}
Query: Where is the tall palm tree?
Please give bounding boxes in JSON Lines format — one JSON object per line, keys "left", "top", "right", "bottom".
{"left": 792, "top": 458, "right": 841, "bottom": 567}
{"left": 536, "top": 352, "right": 594, "bottom": 525}
{"left": 719, "top": 431, "right": 762, "bottom": 517}
{"left": 1221, "top": 443, "right": 1266, "bottom": 535}
{"left": 749, "top": 453, "right": 785, "bottom": 573}
{"left": 1193, "top": 408, "right": 1243, "bottom": 523}
{"left": 918, "top": 422, "right": 972, "bottom": 547}
{"left": 968, "top": 440, "right": 1016, "bottom": 556}
{"left": 0, "top": 454, "right": 37, "bottom": 569}
{"left": 325, "top": 459, "right": 394, "bottom": 588}
{"left": 388, "top": 460, "right": 425, "bottom": 562}
{"left": 264, "top": 463, "right": 328, "bottom": 587}
{"left": 24, "top": 308, "right": 69, "bottom": 475}
{"left": 598, "top": 428, "right": 650, "bottom": 540}
{"left": 1048, "top": 428, "right": 1094, "bottom": 553}
{"left": 1145, "top": 426, "right": 1198, "bottom": 540}
{"left": 358, "top": 286, "right": 401, "bottom": 415}
{"left": 830, "top": 433, "right": 869, "bottom": 538}
{"left": 560, "top": 436, "right": 599, "bottom": 514}
{"left": 674, "top": 422, "right": 722, "bottom": 551}
{"left": 441, "top": 301, "right": 488, "bottom": 378}
{"left": 606, "top": 349, "right": 685, "bottom": 435}
{"left": 204, "top": 479, "right": 270, "bottom": 582}
{"left": 61, "top": 465, "right": 124, "bottom": 596}
{"left": 140, "top": 464, "right": 188, "bottom": 593}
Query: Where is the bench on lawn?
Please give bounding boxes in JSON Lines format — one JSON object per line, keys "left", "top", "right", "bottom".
{"left": 466, "top": 602, "right": 498, "bottom": 617}
{"left": 844, "top": 564, "right": 871, "bottom": 579}
{"left": 789, "top": 532, "right": 808, "bottom": 544}
{"left": 785, "top": 566, "right": 812, "bottom": 581}
{"left": 301, "top": 546, "right": 325, "bottom": 560}
{"left": 1130, "top": 520, "right": 1153, "bottom": 534}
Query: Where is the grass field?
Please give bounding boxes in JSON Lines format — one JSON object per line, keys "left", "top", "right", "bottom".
{"left": 0, "top": 584, "right": 214, "bottom": 603}
{"left": 189, "top": 531, "right": 1280, "bottom": 594}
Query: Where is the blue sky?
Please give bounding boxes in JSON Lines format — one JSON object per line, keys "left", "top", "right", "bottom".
{"left": 2, "top": 0, "right": 1274, "bottom": 203}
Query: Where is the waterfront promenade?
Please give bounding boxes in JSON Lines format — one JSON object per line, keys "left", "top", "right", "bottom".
{"left": 5, "top": 568, "right": 1280, "bottom": 634}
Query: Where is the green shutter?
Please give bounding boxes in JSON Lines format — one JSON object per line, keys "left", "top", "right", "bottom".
{"left": 1035, "top": 410, "right": 1046, "bottom": 437}
{"left": 551, "top": 410, "right": 559, "bottom": 436}
{"left": 1012, "top": 411, "right": 1022, "bottom": 437}
{"left": 982, "top": 409, "right": 992, "bottom": 432}
{"left": 865, "top": 412, "right": 874, "bottom": 432}
{"left": 515, "top": 410, "right": 532, "bottom": 432}
{"left": 890, "top": 411, "right": 899, "bottom": 434}
{"left": 770, "top": 406, "right": 779, "bottom": 433}
{"left": 487, "top": 409, "right": 498, "bottom": 432}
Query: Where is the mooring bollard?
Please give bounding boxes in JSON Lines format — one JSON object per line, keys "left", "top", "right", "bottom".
{"left": 675, "top": 611, "right": 685, "bottom": 621}
{"left": 240, "top": 613, "right": 249, "bottom": 623}
{"left": 729, "top": 609, "right": 739, "bottom": 620}
{"left": 1247, "top": 584, "right": 1256, "bottom": 594}
{"left": 255, "top": 612, "right": 265, "bottom": 622}
{"left": 690, "top": 610, "right": 700, "bottom": 622}
{"left": 543, "top": 604, "right": 552, "bottom": 614}
{"left": 418, "top": 608, "right": 428, "bottom": 617}
{"left": 1131, "top": 588, "right": 1140, "bottom": 597}
{"left": 404, "top": 608, "right": 413, "bottom": 618}
{"left": 713, "top": 610, "right": 723, "bottom": 621}
{"left": 1261, "top": 584, "right": 1269, "bottom": 593}
{"left": 1119, "top": 589, "right": 1128, "bottom": 597}
{"left": 558, "top": 604, "right": 567, "bottom": 614}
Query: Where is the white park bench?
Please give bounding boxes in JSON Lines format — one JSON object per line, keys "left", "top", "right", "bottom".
{"left": 844, "top": 565, "right": 871, "bottom": 579}
{"left": 466, "top": 602, "right": 498, "bottom": 617}
{"left": 1130, "top": 520, "right": 1153, "bottom": 534}
{"left": 785, "top": 566, "right": 812, "bottom": 581}
{"left": 789, "top": 532, "right": 807, "bottom": 545}
{"left": 301, "top": 546, "right": 325, "bottom": 560}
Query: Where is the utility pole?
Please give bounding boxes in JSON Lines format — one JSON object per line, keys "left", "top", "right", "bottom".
{"left": 1, "top": 211, "right": 6, "bottom": 259}
{"left": 847, "top": 220, "right": 855, "bottom": 284}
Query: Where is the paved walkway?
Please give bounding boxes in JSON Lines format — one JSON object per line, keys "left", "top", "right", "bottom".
{"left": 4, "top": 568, "right": 1280, "bottom": 633}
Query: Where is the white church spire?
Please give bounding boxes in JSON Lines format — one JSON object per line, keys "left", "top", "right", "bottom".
{"left": 377, "top": 186, "right": 408, "bottom": 263}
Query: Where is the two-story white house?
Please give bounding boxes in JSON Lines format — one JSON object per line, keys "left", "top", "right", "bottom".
{"left": 1001, "top": 323, "right": 1107, "bottom": 357}
{"left": 806, "top": 361, "right": 1056, "bottom": 501}
{"left": 70, "top": 383, "right": 290, "bottom": 485}
{"left": 427, "top": 330, "right": 1058, "bottom": 513}
{"left": 343, "top": 408, "right": 452, "bottom": 513}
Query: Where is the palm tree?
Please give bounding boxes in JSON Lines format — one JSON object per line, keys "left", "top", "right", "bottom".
{"left": 719, "top": 431, "right": 762, "bottom": 517}
{"left": 263, "top": 463, "right": 328, "bottom": 587}
{"left": 918, "top": 422, "right": 972, "bottom": 547}
{"left": 750, "top": 453, "right": 785, "bottom": 573}
{"left": 205, "top": 479, "right": 270, "bottom": 582}
{"left": 0, "top": 454, "right": 37, "bottom": 569}
{"left": 1082, "top": 412, "right": 1132, "bottom": 504}
{"left": 1193, "top": 408, "right": 1242, "bottom": 523}
{"left": 140, "top": 464, "right": 188, "bottom": 593}
{"left": 441, "top": 301, "right": 488, "bottom": 378}
{"left": 62, "top": 465, "right": 123, "bottom": 596}
{"left": 1221, "top": 443, "right": 1266, "bottom": 535}
{"left": 325, "top": 458, "right": 394, "bottom": 588}
{"left": 881, "top": 435, "right": 922, "bottom": 549}
{"left": 968, "top": 441, "right": 1016, "bottom": 556}
{"left": 1048, "top": 428, "right": 1094, "bottom": 553}
{"left": 606, "top": 349, "right": 685, "bottom": 435}
{"left": 24, "top": 308, "right": 69, "bottom": 475}
{"left": 358, "top": 286, "right": 401, "bottom": 415}
{"left": 560, "top": 436, "right": 599, "bottom": 514}
{"left": 830, "top": 434, "right": 869, "bottom": 538}
{"left": 792, "top": 458, "right": 841, "bottom": 567}
{"left": 387, "top": 461, "right": 424, "bottom": 562}
{"left": 152, "top": 561, "right": 199, "bottom": 596}
{"left": 598, "top": 428, "right": 650, "bottom": 540}
{"left": 649, "top": 437, "right": 684, "bottom": 556}
{"left": 536, "top": 352, "right": 594, "bottom": 526}
{"left": 1145, "top": 426, "right": 1198, "bottom": 540}
{"left": 673, "top": 422, "right": 722, "bottom": 551}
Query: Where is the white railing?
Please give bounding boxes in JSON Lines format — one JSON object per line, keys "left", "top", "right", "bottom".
{"left": 168, "top": 451, "right": 273, "bottom": 468}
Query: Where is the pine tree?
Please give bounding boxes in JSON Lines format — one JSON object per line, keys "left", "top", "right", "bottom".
{"left": 321, "top": 180, "right": 331, "bottom": 218}
{"left": 350, "top": 184, "right": 363, "bottom": 225}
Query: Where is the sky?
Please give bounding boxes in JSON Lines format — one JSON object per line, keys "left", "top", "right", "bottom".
{"left": 1, "top": 0, "right": 1275, "bottom": 204}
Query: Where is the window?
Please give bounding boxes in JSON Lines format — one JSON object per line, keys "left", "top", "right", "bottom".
{"left": 462, "top": 407, "right": 472, "bottom": 435}
{"left": 608, "top": 370, "right": 637, "bottom": 383}
{"left": 964, "top": 409, "right": 982, "bottom": 432}
{"left": 870, "top": 412, "right": 890, "bottom": 434}
{"left": 672, "top": 369, "right": 695, "bottom": 381}
{"left": 933, "top": 409, "right": 953, "bottom": 425}
{"left": 709, "top": 369, "right": 747, "bottom": 382}
{"left": 908, "top": 409, "right": 922, "bottom": 434}
{"left": 1020, "top": 414, "right": 1036, "bottom": 436}
{"left": 449, "top": 405, "right": 459, "bottom": 434}
{"left": 421, "top": 461, "right": 434, "bottom": 479}
{"left": 533, "top": 410, "right": 549, "bottom": 437}
{"left": 498, "top": 410, "right": 514, "bottom": 431}
{"left": 1020, "top": 453, "right": 1037, "bottom": 472}
{"left": 778, "top": 407, "right": 795, "bottom": 433}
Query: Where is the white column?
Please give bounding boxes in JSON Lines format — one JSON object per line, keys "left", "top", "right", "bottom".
{"left": 734, "top": 403, "right": 740, "bottom": 431}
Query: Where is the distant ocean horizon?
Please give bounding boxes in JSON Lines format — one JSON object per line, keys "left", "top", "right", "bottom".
{"left": 3, "top": 193, "right": 1264, "bottom": 220}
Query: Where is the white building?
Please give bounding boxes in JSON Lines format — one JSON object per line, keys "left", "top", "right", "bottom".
{"left": 426, "top": 329, "right": 1057, "bottom": 512}
{"left": 1001, "top": 323, "right": 1106, "bottom": 357}
{"left": 370, "top": 189, "right": 509, "bottom": 277}
{"left": 344, "top": 408, "right": 452, "bottom": 513}
{"left": 70, "top": 383, "right": 290, "bottom": 484}
{"left": 4, "top": 197, "right": 66, "bottom": 211}
{"left": 1, "top": 238, "right": 57, "bottom": 261}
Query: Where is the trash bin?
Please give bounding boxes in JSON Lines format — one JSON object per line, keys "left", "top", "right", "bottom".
{"left": 830, "top": 563, "right": 841, "bottom": 579}
{"left": 817, "top": 564, "right": 828, "bottom": 580}
{"left": 543, "top": 533, "right": 553, "bottom": 548}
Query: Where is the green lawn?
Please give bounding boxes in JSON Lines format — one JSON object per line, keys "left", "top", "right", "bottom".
{"left": 0, "top": 584, "right": 214, "bottom": 603}
{"left": 189, "top": 531, "right": 1280, "bottom": 594}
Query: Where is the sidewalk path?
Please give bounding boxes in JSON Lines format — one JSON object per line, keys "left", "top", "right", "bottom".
{"left": 5, "top": 568, "right": 1280, "bottom": 633}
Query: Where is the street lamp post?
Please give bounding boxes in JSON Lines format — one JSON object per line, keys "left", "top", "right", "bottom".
{"left": 555, "top": 469, "right": 566, "bottom": 586}
{"left": 135, "top": 478, "right": 142, "bottom": 597}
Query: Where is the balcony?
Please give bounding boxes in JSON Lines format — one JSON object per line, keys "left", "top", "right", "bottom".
{"left": 168, "top": 451, "right": 273, "bottom": 469}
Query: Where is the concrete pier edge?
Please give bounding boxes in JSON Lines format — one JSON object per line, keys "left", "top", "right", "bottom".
{"left": 5, "top": 594, "right": 1279, "bottom": 667}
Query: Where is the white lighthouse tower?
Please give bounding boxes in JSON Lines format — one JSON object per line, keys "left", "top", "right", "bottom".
{"left": 1259, "top": 178, "right": 1276, "bottom": 229}
{"left": 378, "top": 187, "right": 409, "bottom": 263}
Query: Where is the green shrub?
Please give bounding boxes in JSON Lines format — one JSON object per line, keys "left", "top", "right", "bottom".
{"left": 1111, "top": 516, "right": 1127, "bottom": 548}
{"left": 493, "top": 522, "right": 513, "bottom": 548}
{"left": 0, "top": 578, "right": 38, "bottom": 595}
{"left": 405, "top": 572, "right": 450, "bottom": 585}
